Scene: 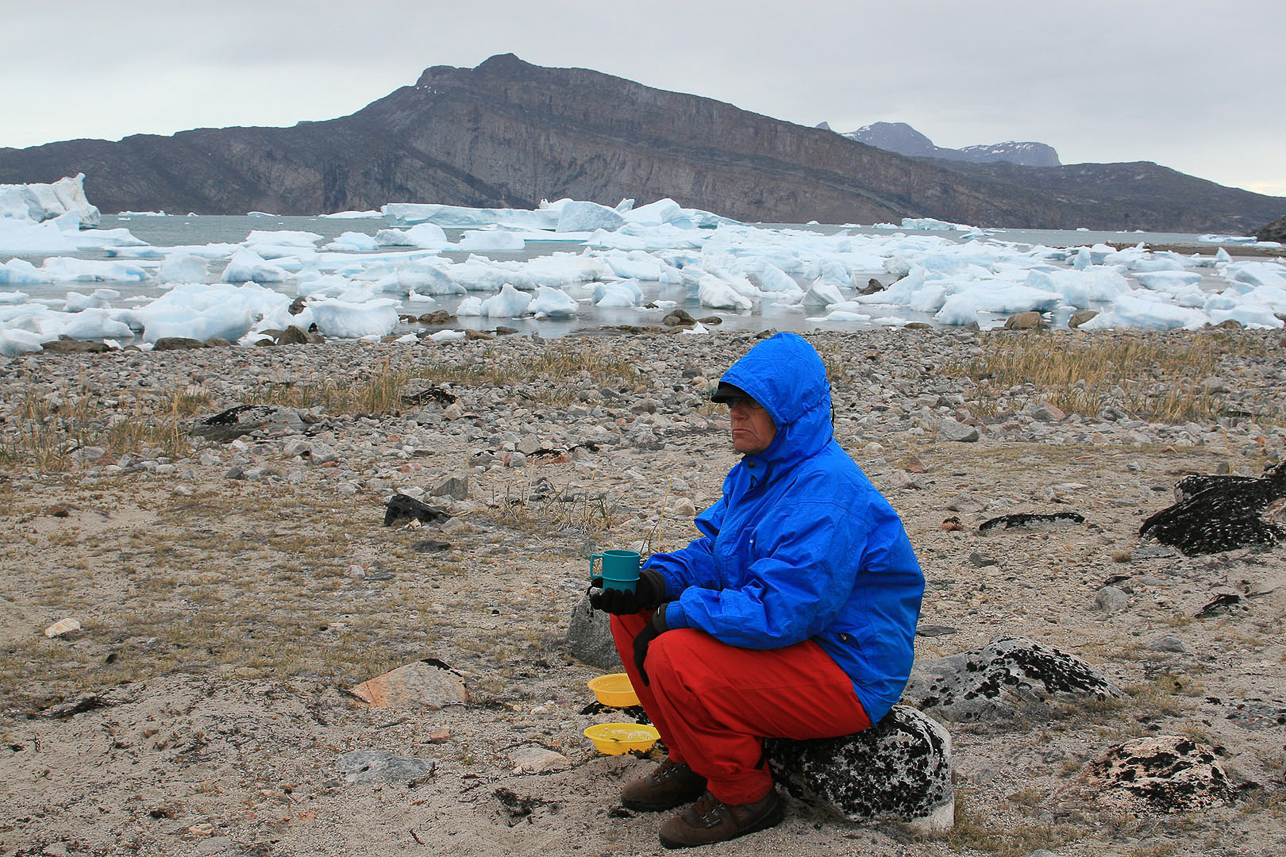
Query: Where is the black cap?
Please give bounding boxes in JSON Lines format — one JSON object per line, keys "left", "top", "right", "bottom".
{"left": 711, "top": 381, "right": 751, "bottom": 404}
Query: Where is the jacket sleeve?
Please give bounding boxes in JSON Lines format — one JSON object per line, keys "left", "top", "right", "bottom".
{"left": 640, "top": 496, "right": 727, "bottom": 595}
{"left": 663, "top": 497, "right": 871, "bottom": 648}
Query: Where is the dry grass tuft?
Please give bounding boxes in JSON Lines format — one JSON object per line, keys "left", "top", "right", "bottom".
{"left": 1, "top": 385, "right": 203, "bottom": 471}
{"left": 943, "top": 331, "right": 1281, "bottom": 424}
{"left": 936, "top": 789, "right": 1083, "bottom": 856}
{"left": 247, "top": 343, "right": 640, "bottom": 414}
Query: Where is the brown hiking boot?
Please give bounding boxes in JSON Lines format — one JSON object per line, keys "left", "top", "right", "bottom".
{"left": 621, "top": 759, "right": 708, "bottom": 812}
{"left": 657, "top": 788, "right": 785, "bottom": 849}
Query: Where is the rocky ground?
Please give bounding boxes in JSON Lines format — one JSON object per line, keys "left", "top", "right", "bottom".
{"left": 1, "top": 325, "right": 1285, "bottom": 857}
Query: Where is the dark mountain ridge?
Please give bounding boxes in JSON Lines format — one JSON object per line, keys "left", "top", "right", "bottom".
{"left": 838, "top": 121, "right": 1062, "bottom": 168}
{"left": 1, "top": 54, "right": 1281, "bottom": 233}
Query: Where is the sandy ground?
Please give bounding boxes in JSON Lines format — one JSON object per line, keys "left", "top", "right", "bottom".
{"left": 2, "top": 330, "right": 1285, "bottom": 857}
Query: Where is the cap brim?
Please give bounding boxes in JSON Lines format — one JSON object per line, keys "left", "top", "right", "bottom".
{"left": 711, "top": 382, "right": 750, "bottom": 403}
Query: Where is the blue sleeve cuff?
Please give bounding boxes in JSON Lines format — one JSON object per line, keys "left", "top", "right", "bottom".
{"left": 663, "top": 602, "right": 690, "bottom": 630}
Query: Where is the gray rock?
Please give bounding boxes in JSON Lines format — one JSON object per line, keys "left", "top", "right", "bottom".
{"left": 1094, "top": 586, "right": 1130, "bottom": 613}
{"left": 191, "top": 404, "right": 306, "bottom": 441}
{"left": 765, "top": 706, "right": 953, "bottom": 833}
{"left": 968, "top": 550, "right": 998, "bottom": 567}
{"left": 1004, "top": 311, "right": 1046, "bottom": 330}
{"left": 509, "top": 745, "right": 571, "bottom": 774}
{"left": 937, "top": 417, "right": 979, "bottom": 443}
{"left": 1068, "top": 309, "right": 1098, "bottom": 329}
{"left": 1030, "top": 402, "right": 1067, "bottom": 422}
{"left": 1148, "top": 634, "right": 1186, "bottom": 653}
{"left": 336, "top": 750, "right": 435, "bottom": 784}
{"left": 564, "top": 593, "right": 621, "bottom": 670}
{"left": 349, "top": 659, "right": 469, "bottom": 709}
{"left": 905, "top": 636, "right": 1122, "bottom": 724}
{"left": 432, "top": 474, "right": 469, "bottom": 500}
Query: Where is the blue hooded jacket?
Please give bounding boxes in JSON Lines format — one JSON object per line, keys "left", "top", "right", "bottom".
{"left": 646, "top": 332, "right": 924, "bottom": 722}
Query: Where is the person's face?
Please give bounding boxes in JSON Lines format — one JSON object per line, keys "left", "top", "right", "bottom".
{"left": 728, "top": 397, "right": 777, "bottom": 454}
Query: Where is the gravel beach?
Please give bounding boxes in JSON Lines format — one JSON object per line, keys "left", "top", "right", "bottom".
{"left": 2, "top": 325, "right": 1285, "bottom": 857}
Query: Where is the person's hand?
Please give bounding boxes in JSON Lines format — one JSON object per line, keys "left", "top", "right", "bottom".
{"left": 633, "top": 610, "right": 669, "bottom": 686}
{"left": 590, "top": 568, "right": 666, "bottom": 615}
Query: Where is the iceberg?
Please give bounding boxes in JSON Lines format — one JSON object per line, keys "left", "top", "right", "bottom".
{"left": 222, "top": 248, "right": 292, "bottom": 284}
{"left": 593, "top": 279, "right": 644, "bottom": 308}
{"left": 0, "top": 174, "right": 100, "bottom": 226}
{"left": 556, "top": 201, "right": 626, "bottom": 233}
{"left": 478, "top": 283, "right": 534, "bottom": 317}
{"left": 698, "top": 274, "right": 753, "bottom": 310}
{"left": 382, "top": 203, "right": 559, "bottom": 230}
{"left": 309, "top": 297, "right": 399, "bottom": 339}
{"left": 457, "top": 229, "right": 525, "bottom": 252}
{"left": 529, "top": 286, "right": 579, "bottom": 318}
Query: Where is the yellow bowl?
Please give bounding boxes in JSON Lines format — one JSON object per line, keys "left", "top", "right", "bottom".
{"left": 584, "top": 723, "right": 661, "bottom": 755}
{"left": 587, "top": 673, "right": 640, "bottom": 708}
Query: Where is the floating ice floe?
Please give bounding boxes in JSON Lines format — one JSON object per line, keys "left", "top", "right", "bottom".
{"left": 0, "top": 178, "right": 1284, "bottom": 351}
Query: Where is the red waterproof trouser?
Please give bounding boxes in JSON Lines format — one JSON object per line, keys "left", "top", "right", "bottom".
{"left": 610, "top": 611, "right": 872, "bottom": 805}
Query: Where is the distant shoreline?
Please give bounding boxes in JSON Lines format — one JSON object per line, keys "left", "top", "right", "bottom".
{"left": 1103, "top": 241, "right": 1284, "bottom": 259}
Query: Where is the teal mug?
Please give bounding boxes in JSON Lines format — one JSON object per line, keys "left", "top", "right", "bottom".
{"left": 590, "top": 549, "right": 642, "bottom": 594}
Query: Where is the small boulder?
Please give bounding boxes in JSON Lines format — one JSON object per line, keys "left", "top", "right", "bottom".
{"left": 765, "top": 706, "right": 953, "bottom": 833}
{"left": 905, "top": 636, "right": 1122, "bottom": 724}
{"left": 565, "top": 593, "right": 621, "bottom": 671}
{"left": 1004, "top": 311, "right": 1046, "bottom": 330}
{"left": 1063, "top": 736, "right": 1233, "bottom": 813}
{"left": 937, "top": 418, "right": 979, "bottom": 443}
{"left": 152, "top": 337, "right": 207, "bottom": 351}
{"left": 431, "top": 474, "right": 469, "bottom": 501}
{"left": 336, "top": 750, "right": 435, "bottom": 784}
{"left": 1068, "top": 309, "right": 1099, "bottom": 329}
{"left": 348, "top": 659, "right": 469, "bottom": 709}
{"left": 1094, "top": 586, "right": 1130, "bottom": 613}
{"left": 384, "top": 493, "right": 450, "bottom": 527}
{"left": 192, "top": 404, "right": 306, "bottom": 442}
{"left": 509, "top": 746, "right": 571, "bottom": 774}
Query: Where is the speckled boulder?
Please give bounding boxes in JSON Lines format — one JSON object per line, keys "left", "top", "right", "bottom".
{"left": 1065, "top": 735, "right": 1234, "bottom": 813}
{"left": 765, "top": 706, "right": 954, "bottom": 833}
{"left": 904, "top": 636, "right": 1122, "bottom": 724}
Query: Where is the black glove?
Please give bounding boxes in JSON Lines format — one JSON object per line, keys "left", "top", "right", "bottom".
{"left": 633, "top": 610, "right": 669, "bottom": 686}
{"left": 590, "top": 568, "right": 666, "bottom": 615}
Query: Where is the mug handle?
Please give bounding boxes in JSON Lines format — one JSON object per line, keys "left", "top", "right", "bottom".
{"left": 589, "top": 553, "right": 603, "bottom": 583}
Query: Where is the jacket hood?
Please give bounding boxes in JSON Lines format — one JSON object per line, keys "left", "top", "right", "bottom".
{"left": 719, "top": 332, "right": 832, "bottom": 466}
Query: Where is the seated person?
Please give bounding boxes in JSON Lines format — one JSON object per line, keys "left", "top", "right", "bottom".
{"left": 592, "top": 332, "right": 924, "bottom": 849}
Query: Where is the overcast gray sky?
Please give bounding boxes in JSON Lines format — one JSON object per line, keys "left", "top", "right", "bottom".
{"left": 5, "top": 1, "right": 1284, "bottom": 197}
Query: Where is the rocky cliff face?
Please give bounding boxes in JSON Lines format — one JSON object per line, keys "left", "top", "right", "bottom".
{"left": 1254, "top": 214, "right": 1286, "bottom": 243}
{"left": 1, "top": 54, "right": 1282, "bottom": 232}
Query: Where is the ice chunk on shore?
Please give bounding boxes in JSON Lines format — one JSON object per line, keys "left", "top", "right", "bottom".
{"left": 698, "top": 274, "right": 753, "bottom": 310}
{"left": 1078, "top": 293, "right": 1210, "bottom": 331}
{"left": 309, "top": 297, "right": 399, "bottom": 339}
{"left": 530, "top": 286, "right": 579, "bottom": 318}
{"left": 477, "top": 283, "right": 534, "bottom": 317}
{"left": 934, "top": 281, "right": 1061, "bottom": 326}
